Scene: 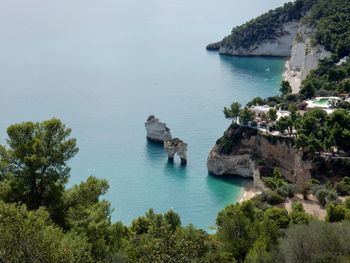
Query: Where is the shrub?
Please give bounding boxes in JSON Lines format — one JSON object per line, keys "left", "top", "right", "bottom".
{"left": 290, "top": 202, "right": 312, "bottom": 225}
{"left": 264, "top": 208, "right": 290, "bottom": 229}
{"left": 335, "top": 177, "right": 350, "bottom": 196}
{"left": 315, "top": 188, "right": 338, "bottom": 206}
{"left": 310, "top": 184, "right": 325, "bottom": 195}
{"left": 260, "top": 190, "right": 285, "bottom": 206}
{"left": 277, "top": 221, "right": 350, "bottom": 263}
{"left": 326, "top": 203, "right": 347, "bottom": 222}
{"left": 276, "top": 184, "right": 296, "bottom": 198}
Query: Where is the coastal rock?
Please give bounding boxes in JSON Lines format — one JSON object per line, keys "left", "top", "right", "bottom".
{"left": 164, "top": 138, "right": 188, "bottom": 165}
{"left": 208, "top": 22, "right": 299, "bottom": 57}
{"left": 284, "top": 24, "right": 332, "bottom": 93}
{"left": 145, "top": 115, "right": 172, "bottom": 143}
{"left": 207, "top": 125, "right": 337, "bottom": 188}
{"left": 206, "top": 42, "right": 221, "bottom": 51}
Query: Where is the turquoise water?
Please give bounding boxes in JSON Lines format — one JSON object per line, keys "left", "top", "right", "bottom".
{"left": 0, "top": 0, "right": 287, "bottom": 229}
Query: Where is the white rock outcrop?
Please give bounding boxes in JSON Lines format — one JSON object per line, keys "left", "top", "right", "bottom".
{"left": 145, "top": 115, "right": 172, "bottom": 143}
{"left": 164, "top": 138, "right": 188, "bottom": 165}
{"left": 284, "top": 23, "right": 332, "bottom": 93}
{"left": 218, "top": 22, "right": 299, "bottom": 57}
{"left": 207, "top": 125, "right": 313, "bottom": 188}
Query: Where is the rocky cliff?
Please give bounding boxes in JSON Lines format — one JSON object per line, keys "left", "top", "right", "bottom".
{"left": 207, "top": 20, "right": 331, "bottom": 92}
{"left": 208, "top": 22, "right": 299, "bottom": 57}
{"left": 284, "top": 23, "right": 332, "bottom": 93}
{"left": 207, "top": 125, "right": 349, "bottom": 188}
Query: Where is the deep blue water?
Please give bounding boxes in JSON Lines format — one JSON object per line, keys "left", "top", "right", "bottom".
{"left": 0, "top": 0, "right": 288, "bottom": 229}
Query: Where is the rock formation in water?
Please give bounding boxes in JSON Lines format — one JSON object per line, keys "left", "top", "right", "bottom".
{"left": 145, "top": 115, "right": 172, "bottom": 143}
{"left": 207, "top": 124, "right": 350, "bottom": 189}
{"left": 164, "top": 138, "right": 188, "bottom": 165}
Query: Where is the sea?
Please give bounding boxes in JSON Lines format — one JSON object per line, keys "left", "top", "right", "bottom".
{"left": 0, "top": 0, "right": 288, "bottom": 229}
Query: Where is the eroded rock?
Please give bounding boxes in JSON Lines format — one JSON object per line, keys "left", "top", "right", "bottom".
{"left": 145, "top": 115, "right": 172, "bottom": 143}
{"left": 164, "top": 138, "right": 188, "bottom": 165}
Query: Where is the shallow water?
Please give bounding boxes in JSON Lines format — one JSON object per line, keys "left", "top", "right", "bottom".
{"left": 0, "top": 0, "right": 288, "bottom": 229}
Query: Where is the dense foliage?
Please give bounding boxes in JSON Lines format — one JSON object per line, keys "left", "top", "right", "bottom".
{"left": 295, "top": 108, "right": 350, "bottom": 154}
{"left": 222, "top": 0, "right": 317, "bottom": 49}
{"left": 308, "top": 0, "right": 350, "bottom": 58}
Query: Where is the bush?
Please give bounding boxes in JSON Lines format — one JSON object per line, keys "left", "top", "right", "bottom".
{"left": 326, "top": 203, "right": 347, "bottom": 222}
{"left": 310, "top": 184, "right": 324, "bottom": 195}
{"left": 260, "top": 190, "right": 285, "bottom": 205}
{"left": 264, "top": 208, "right": 290, "bottom": 229}
{"left": 276, "top": 184, "right": 296, "bottom": 198}
{"left": 314, "top": 188, "right": 338, "bottom": 206}
{"left": 335, "top": 177, "right": 350, "bottom": 196}
{"left": 290, "top": 202, "right": 312, "bottom": 225}
{"left": 277, "top": 221, "right": 350, "bottom": 263}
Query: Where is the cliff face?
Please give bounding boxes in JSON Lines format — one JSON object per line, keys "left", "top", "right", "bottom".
{"left": 284, "top": 23, "right": 332, "bottom": 93}
{"left": 210, "top": 22, "right": 299, "bottom": 57}
{"left": 207, "top": 125, "right": 311, "bottom": 188}
{"left": 207, "top": 20, "right": 330, "bottom": 92}
{"left": 207, "top": 125, "right": 349, "bottom": 188}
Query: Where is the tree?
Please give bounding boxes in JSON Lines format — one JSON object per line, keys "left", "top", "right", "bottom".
{"left": 263, "top": 207, "right": 290, "bottom": 229}
{"left": 300, "top": 79, "right": 316, "bottom": 99}
{"left": 276, "top": 116, "right": 293, "bottom": 135}
{"left": 288, "top": 103, "right": 300, "bottom": 123}
{"left": 223, "top": 102, "right": 241, "bottom": 123}
{"left": 0, "top": 118, "right": 78, "bottom": 215}
{"left": 280, "top": 80, "right": 292, "bottom": 95}
{"left": 327, "top": 109, "right": 350, "bottom": 152}
{"left": 267, "top": 108, "right": 277, "bottom": 123}
{"left": 164, "top": 210, "right": 181, "bottom": 231}
{"left": 62, "top": 176, "right": 124, "bottom": 261}
{"left": 289, "top": 202, "right": 312, "bottom": 225}
{"left": 246, "top": 97, "right": 264, "bottom": 107}
{"left": 277, "top": 221, "right": 350, "bottom": 263}
{"left": 263, "top": 168, "right": 288, "bottom": 190}
{"left": 0, "top": 201, "right": 93, "bottom": 263}
{"left": 239, "top": 107, "right": 255, "bottom": 125}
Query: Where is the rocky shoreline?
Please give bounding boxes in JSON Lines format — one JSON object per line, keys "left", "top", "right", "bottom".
{"left": 207, "top": 124, "right": 350, "bottom": 188}
{"left": 206, "top": 21, "right": 331, "bottom": 93}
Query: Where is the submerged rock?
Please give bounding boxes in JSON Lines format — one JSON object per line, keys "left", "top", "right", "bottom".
{"left": 145, "top": 115, "right": 172, "bottom": 143}
{"left": 164, "top": 138, "right": 188, "bottom": 165}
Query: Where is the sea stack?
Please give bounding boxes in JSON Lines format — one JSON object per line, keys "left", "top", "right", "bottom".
{"left": 145, "top": 115, "right": 172, "bottom": 143}
{"left": 164, "top": 138, "right": 188, "bottom": 165}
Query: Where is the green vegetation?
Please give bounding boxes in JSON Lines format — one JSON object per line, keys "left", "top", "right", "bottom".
{"left": 216, "top": 124, "right": 258, "bottom": 154}
{"left": 223, "top": 102, "right": 241, "bottom": 123}
{"left": 3, "top": 1, "right": 350, "bottom": 261}
{"left": 295, "top": 108, "right": 350, "bottom": 154}
{"left": 280, "top": 81, "right": 292, "bottom": 95}
{"left": 298, "top": 0, "right": 350, "bottom": 95}
{"left": 308, "top": 0, "right": 350, "bottom": 58}
{"left": 1, "top": 118, "right": 349, "bottom": 262}
{"left": 222, "top": 0, "right": 317, "bottom": 49}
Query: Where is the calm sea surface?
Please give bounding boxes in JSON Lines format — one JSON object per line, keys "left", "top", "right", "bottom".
{"left": 0, "top": 0, "right": 288, "bottom": 229}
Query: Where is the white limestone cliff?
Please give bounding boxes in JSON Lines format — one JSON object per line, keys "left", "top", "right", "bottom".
{"left": 284, "top": 23, "right": 332, "bottom": 93}
{"left": 217, "top": 22, "right": 299, "bottom": 57}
